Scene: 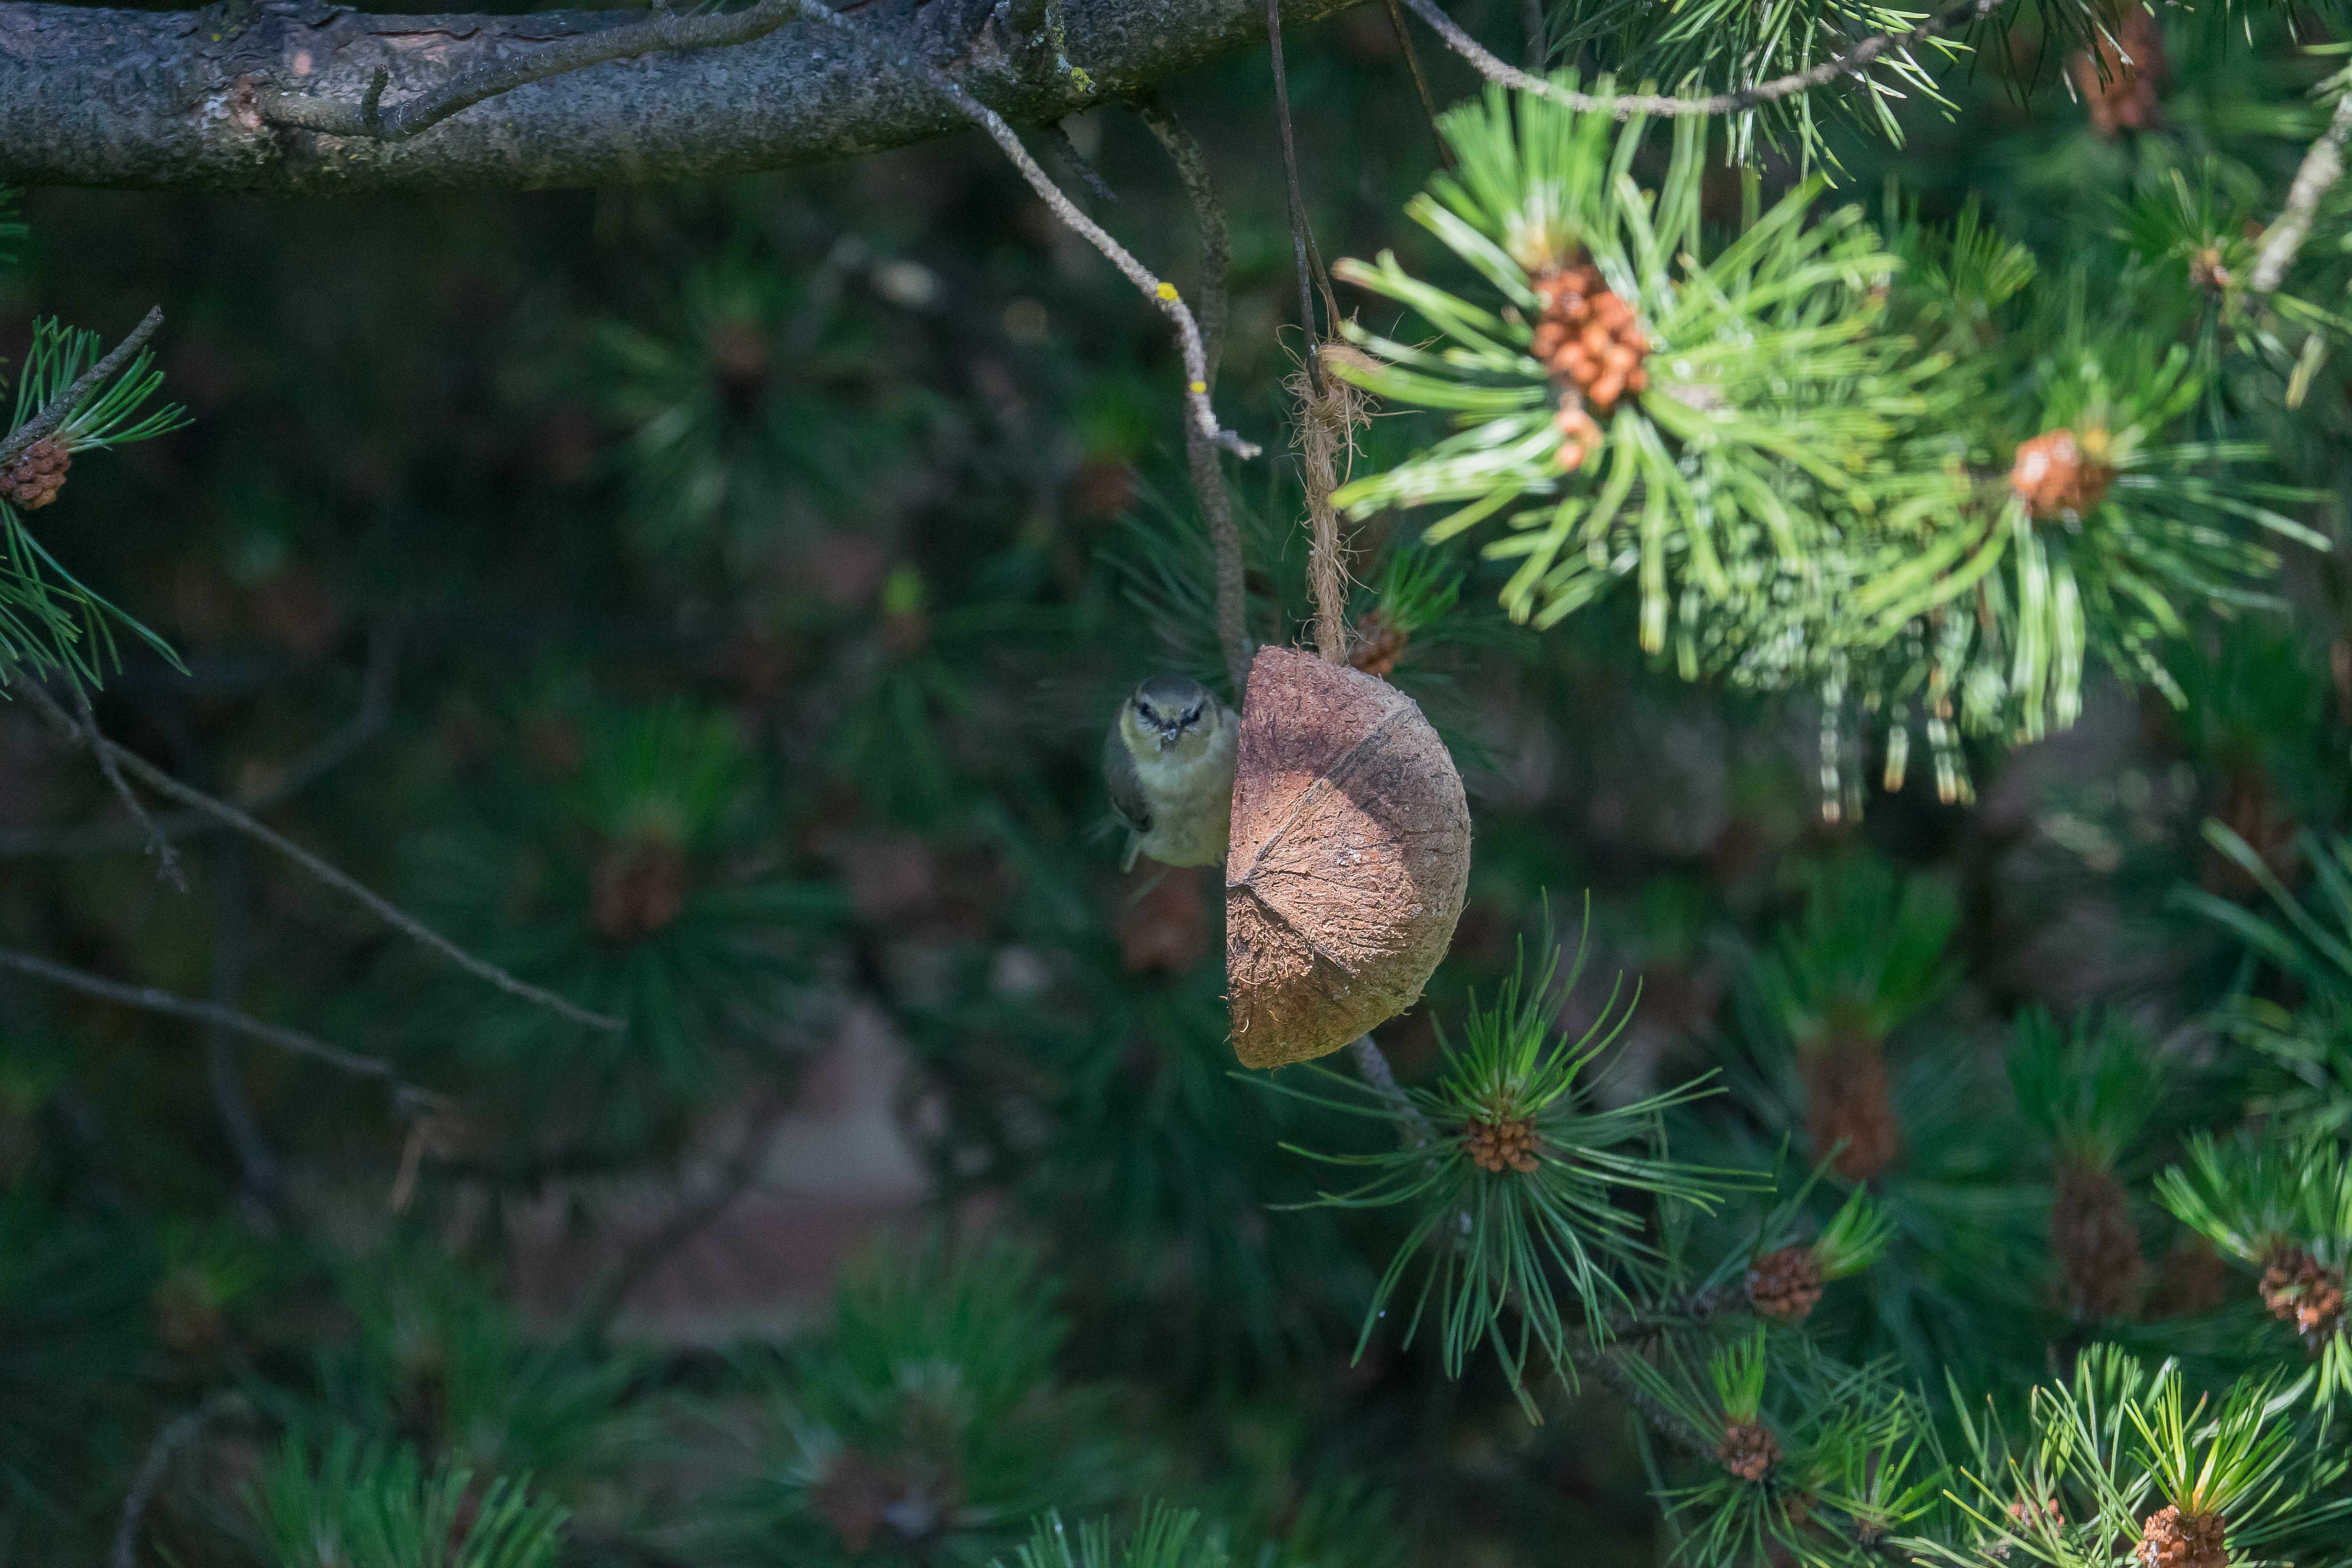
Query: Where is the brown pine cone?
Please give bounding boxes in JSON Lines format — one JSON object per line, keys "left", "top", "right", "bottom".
{"left": 1464, "top": 1114, "right": 1541, "bottom": 1174}
{"left": 2069, "top": 3, "right": 2167, "bottom": 139}
{"left": 1528, "top": 258, "right": 1652, "bottom": 454}
{"left": 1716, "top": 1419, "right": 1780, "bottom": 1482}
{"left": 1747, "top": 1245, "right": 1826, "bottom": 1322}
{"left": 1348, "top": 612, "right": 1410, "bottom": 679}
{"left": 1799, "top": 1036, "right": 1901, "bottom": 1183}
{"left": 1554, "top": 399, "right": 1603, "bottom": 473}
{"left": 2009, "top": 428, "right": 2116, "bottom": 519}
{"left": 2137, "top": 1504, "right": 2227, "bottom": 1568}
{"left": 2053, "top": 1162, "right": 2144, "bottom": 1321}
{"left": 592, "top": 839, "right": 689, "bottom": 941}
{"left": 2259, "top": 1247, "right": 2347, "bottom": 1343}
{"left": 0, "top": 437, "right": 71, "bottom": 511}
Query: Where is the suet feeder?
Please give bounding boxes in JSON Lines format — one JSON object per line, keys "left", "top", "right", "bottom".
{"left": 1224, "top": 646, "right": 1470, "bottom": 1068}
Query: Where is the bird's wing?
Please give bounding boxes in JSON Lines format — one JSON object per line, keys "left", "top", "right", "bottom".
{"left": 1102, "top": 724, "right": 1153, "bottom": 836}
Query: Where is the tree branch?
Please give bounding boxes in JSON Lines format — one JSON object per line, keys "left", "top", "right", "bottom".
{"left": 18, "top": 678, "right": 624, "bottom": 1033}
{"left": 0, "top": 944, "right": 412, "bottom": 1089}
{"left": 111, "top": 1396, "right": 236, "bottom": 1568}
{"left": 0, "top": 308, "right": 163, "bottom": 472}
{"left": 0, "top": 622, "right": 399, "bottom": 858}
{"left": 1393, "top": 0, "right": 1996, "bottom": 119}
{"left": 2250, "top": 82, "right": 2352, "bottom": 294}
{"left": 0, "top": 0, "right": 1362, "bottom": 196}
{"left": 71, "top": 680, "right": 187, "bottom": 891}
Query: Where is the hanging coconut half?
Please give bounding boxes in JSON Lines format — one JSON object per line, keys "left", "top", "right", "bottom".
{"left": 1225, "top": 646, "right": 1471, "bottom": 1068}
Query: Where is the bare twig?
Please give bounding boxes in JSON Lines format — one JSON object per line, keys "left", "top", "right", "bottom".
{"left": 18, "top": 679, "right": 624, "bottom": 1033}
{"left": 0, "top": 623, "right": 400, "bottom": 858}
{"left": 257, "top": 0, "right": 808, "bottom": 140}
{"left": 71, "top": 683, "right": 186, "bottom": 890}
{"left": 111, "top": 1396, "right": 234, "bottom": 1568}
{"left": 797, "top": 2, "right": 1259, "bottom": 464}
{"left": 206, "top": 838, "right": 287, "bottom": 1219}
{"left": 1385, "top": 0, "right": 1455, "bottom": 170}
{"left": 0, "top": 307, "right": 163, "bottom": 473}
{"left": 2251, "top": 82, "right": 2352, "bottom": 293}
{"left": 0, "top": 945, "right": 410, "bottom": 1087}
{"left": 1043, "top": 120, "right": 1120, "bottom": 205}
{"left": 1521, "top": 0, "right": 1546, "bottom": 71}
{"left": 1394, "top": 0, "right": 2000, "bottom": 118}
{"left": 1265, "top": 0, "right": 1340, "bottom": 392}
{"left": 1135, "top": 92, "right": 1252, "bottom": 698}
{"left": 569, "top": 1094, "right": 786, "bottom": 1345}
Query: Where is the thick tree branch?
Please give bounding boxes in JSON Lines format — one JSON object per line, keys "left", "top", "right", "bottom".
{"left": 0, "top": 0, "right": 1361, "bottom": 195}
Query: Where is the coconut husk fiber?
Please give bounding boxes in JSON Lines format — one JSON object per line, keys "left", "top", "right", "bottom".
{"left": 1225, "top": 646, "right": 1471, "bottom": 1068}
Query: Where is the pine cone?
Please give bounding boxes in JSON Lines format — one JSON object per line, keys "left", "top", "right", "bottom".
{"left": 1348, "top": 612, "right": 1410, "bottom": 679}
{"left": 1716, "top": 1419, "right": 1780, "bottom": 1482}
{"left": 0, "top": 437, "right": 71, "bottom": 511}
{"left": 592, "top": 839, "right": 688, "bottom": 941}
{"left": 2258, "top": 1247, "right": 2347, "bottom": 1344}
{"left": 1798, "top": 1036, "right": 1902, "bottom": 1183}
{"left": 1464, "top": 1114, "right": 1541, "bottom": 1174}
{"left": 811, "top": 1449, "right": 906, "bottom": 1554}
{"left": 1746, "top": 1245, "right": 1825, "bottom": 1322}
{"left": 2137, "top": 1504, "right": 2227, "bottom": 1568}
{"left": 2053, "top": 1162, "right": 2143, "bottom": 1320}
{"left": 2069, "top": 4, "right": 2167, "bottom": 139}
{"left": 1528, "top": 258, "right": 1651, "bottom": 471}
{"left": 2009, "top": 428, "right": 2116, "bottom": 520}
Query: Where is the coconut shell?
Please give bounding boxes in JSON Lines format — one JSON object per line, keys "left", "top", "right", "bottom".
{"left": 1225, "top": 646, "right": 1471, "bottom": 1068}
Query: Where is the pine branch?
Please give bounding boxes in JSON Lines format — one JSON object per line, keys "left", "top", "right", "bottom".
{"left": 1348, "top": 1031, "right": 1440, "bottom": 1147}
{"left": 17, "top": 678, "right": 624, "bottom": 1033}
{"left": 0, "top": 945, "right": 412, "bottom": 1089}
{"left": 2250, "top": 82, "right": 2352, "bottom": 294}
{"left": 0, "top": 622, "right": 400, "bottom": 858}
{"left": 1136, "top": 90, "right": 1254, "bottom": 697}
{"left": 258, "top": 0, "right": 808, "bottom": 141}
{"left": 1393, "top": 0, "right": 2001, "bottom": 118}
{"left": 0, "top": 306, "right": 161, "bottom": 472}
{"left": 71, "top": 680, "right": 185, "bottom": 891}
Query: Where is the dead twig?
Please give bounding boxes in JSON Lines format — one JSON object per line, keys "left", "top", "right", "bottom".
{"left": 72, "top": 681, "right": 185, "bottom": 890}
{"left": 2251, "top": 81, "right": 2352, "bottom": 293}
{"left": 110, "top": 1395, "right": 237, "bottom": 1568}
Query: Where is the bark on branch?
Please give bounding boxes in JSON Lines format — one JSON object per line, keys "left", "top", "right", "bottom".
{"left": 0, "top": 0, "right": 1360, "bottom": 195}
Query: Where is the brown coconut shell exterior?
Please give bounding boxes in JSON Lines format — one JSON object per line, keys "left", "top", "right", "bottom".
{"left": 1225, "top": 647, "right": 1471, "bottom": 1069}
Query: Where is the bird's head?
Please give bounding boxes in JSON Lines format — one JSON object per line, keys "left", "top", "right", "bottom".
{"left": 1123, "top": 675, "right": 1221, "bottom": 759}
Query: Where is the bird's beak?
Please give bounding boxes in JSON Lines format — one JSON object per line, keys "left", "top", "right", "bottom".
{"left": 1157, "top": 726, "right": 1182, "bottom": 749}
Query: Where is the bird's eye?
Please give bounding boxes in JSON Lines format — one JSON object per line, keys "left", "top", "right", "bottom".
{"left": 1137, "top": 703, "right": 1157, "bottom": 724}
{"left": 1183, "top": 706, "right": 1201, "bottom": 724}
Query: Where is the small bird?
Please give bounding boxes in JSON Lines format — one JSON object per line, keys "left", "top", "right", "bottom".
{"left": 1103, "top": 674, "right": 1239, "bottom": 872}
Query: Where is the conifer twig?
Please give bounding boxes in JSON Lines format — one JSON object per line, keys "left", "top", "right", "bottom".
{"left": 0, "top": 307, "right": 162, "bottom": 472}
{"left": 796, "top": 1, "right": 1258, "bottom": 466}
{"left": 110, "top": 1395, "right": 234, "bottom": 1568}
{"left": 0, "top": 945, "right": 411, "bottom": 1088}
{"left": 257, "top": 0, "right": 809, "bottom": 140}
{"left": 71, "top": 682, "right": 185, "bottom": 890}
{"left": 1394, "top": 0, "right": 2001, "bottom": 118}
{"left": 1136, "top": 91, "right": 1253, "bottom": 698}
{"left": 2250, "top": 83, "right": 2352, "bottom": 294}
{"left": 1348, "top": 1032, "right": 1439, "bottom": 1147}
{"left": 17, "top": 679, "right": 625, "bottom": 1033}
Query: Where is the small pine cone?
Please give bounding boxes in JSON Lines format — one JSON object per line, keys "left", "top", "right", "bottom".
{"left": 1799, "top": 1036, "right": 1902, "bottom": 1183}
{"left": 2137, "top": 1505, "right": 2227, "bottom": 1568}
{"left": 1348, "top": 612, "right": 1410, "bottom": 679}
{"left": 592, "top": 839, "right": 689, "bottom": 941}
{"left": 2053, "top": 1162, "right": 2144, "bottom": 1321}
{"left": 2009, "top": 1495, "right": 2064, "bottom": 1532}
{"left": 1746, "top": 1245, "right": 1825, "bottom": 1322}
{"left": 1554, "top": 399, "right": 1602, "bottom": 473}
{"left": 0, "top": 437, "right": 71, "bottom": 510}
{"left": 1529, "top": 261, "right": 1651, "bottom": 417}
{"left": 2259, "top": 1247, "right": 2347, "bottom": 1344}
{"left": 1716, "top": 1419, "right": 1780, "bottom": 1482}
{"left": 2069, "top": 3, "right": 2167, "bottom": 139}
{"left": 2009, "top": 428, "right": 2116, "bottom": 520}
{"left": 2187, "top": 246, "right": 2230, "bottom": 293}
{"left": 1464, "top": 1114, "right": 1541, "bottom": 1174}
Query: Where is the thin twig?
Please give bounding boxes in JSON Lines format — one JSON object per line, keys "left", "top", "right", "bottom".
{"left": 206, "top": 838, "right": 287, "bottom": 1219}
{"left": 1348, "top": 1032, "right": 1440, "bottom": 1147}
{"left": 1521, "top": 0, "right": 1546, "bottom": 71}
{"left": 72, "top": 683, "right": 185, "bottom": 891}
{"left": 0, "top": 307, "right": 163, "bottom": 473}
{"left": 1385, "top": 0, "right": 1456, "bottom": 170}
{"left": 1043, "top": 120, "right": 1120, "bottom": 205}
{"left": 111, "top": 1396, "right": 234, "bottom": 1568}
{"left": 569, "top": 1094, "right": 786, "bottom": 1345}
{"left": 18, "top": 679, "right": 624, "bottom": 1033}
{"left": 1265, "top": 0, "right": 1340, "bottom": 392}
{"left": 2251, "top": 82, "right": 2352, "bottom": 293}
{"left": 1135, "top": 92, "right": 1252, "bottom": 698}
{"left": 0, "top": 623, "right": 400, "bottom": 858}
{"left": 256, "top": 0, "right": 807, "bottom": 140}
{"left": 0, "top": 945, "right": 411, "bottom": 1087}
{"left": 797, "top": 2, "right": 1259, "bottom": 463}
{"left": 1394, "top": 0, "right": 2000, "bottom": 118}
